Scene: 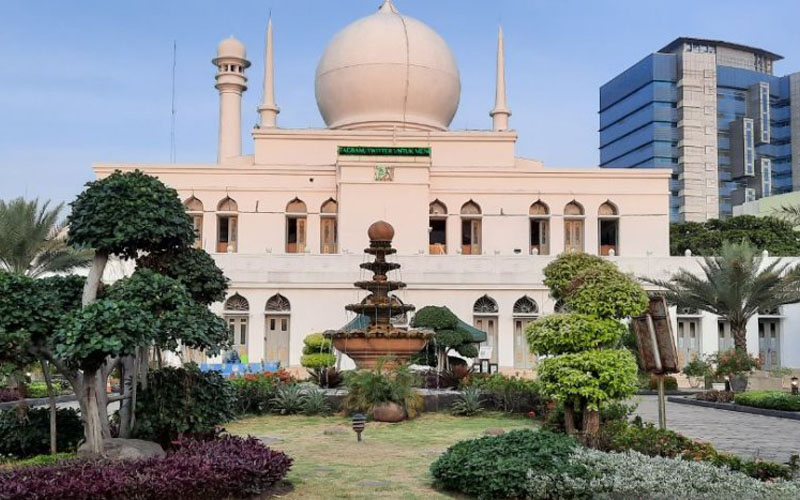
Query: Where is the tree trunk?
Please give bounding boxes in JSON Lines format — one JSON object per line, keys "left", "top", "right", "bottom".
{"left": 81, "top": 371, "right": 105, "bottom": 455}
{"left": 94, "top": 372, "right": 111, "bottom": 439}
{"left": 40, "top": 359, "right": 57, "bottom": 454}
{"left": 731, "top": 321, "right": 748, "bottom": 352}
{"left": 82, "top": 253, "right": 108, "bottom": 306}
{"left": 118, "top": 355, "right": 136, "bottom": 438}
{"left": 582, "top": 408, "right": 600, "bottom": 446}
{"left": 564, "top": 404, "right": 577, "bottom": 435}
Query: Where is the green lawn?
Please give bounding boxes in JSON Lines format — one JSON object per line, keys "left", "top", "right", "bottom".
{"left": 227, "top": 412, "right": 537, "bottom": 499}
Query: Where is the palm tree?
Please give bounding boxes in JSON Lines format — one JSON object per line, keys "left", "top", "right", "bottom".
{"left": 774, "top": 204, "right": 800, "bottom": 228}
{"left": 0, "top": 197, "right": 92, "bottom": 277}
{"left": 647, "top": 240, "right": 800, "bottom": 351}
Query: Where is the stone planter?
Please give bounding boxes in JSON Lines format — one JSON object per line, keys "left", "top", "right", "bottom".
{"left": 729, "top": 374, "right": 749, "bottom": 393}
{"left": 372, "top": 402, "right": 405, "bottom": 422}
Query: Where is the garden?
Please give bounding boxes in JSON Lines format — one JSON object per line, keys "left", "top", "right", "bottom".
{"left": 1, "top": 173, "right": 800, "bottom": 499}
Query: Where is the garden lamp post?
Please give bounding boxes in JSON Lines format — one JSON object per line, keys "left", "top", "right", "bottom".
{"left": 792, "top": 376, "right": 799, "bottom": 396}
{"left": 352, "top": 413, "right": 366, "bottom": 442}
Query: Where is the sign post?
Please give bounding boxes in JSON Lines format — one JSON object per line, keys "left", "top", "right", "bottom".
{"left": 631, "top": 296, "right": 679, "bottom": 430}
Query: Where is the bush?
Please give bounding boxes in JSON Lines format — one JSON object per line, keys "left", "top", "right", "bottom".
{"left": 713, "top": 348, "right": 761, "bottom": 376}
{"left": 682, "top": 356, "right": 712, "bottom": 378}
{"left": 647, "top": 375, "right": 678, "bottom": 391}
{"left": 270, "top": 384, "right": 306, "bottom": 415}
{"left": 467, "top": 374, "right": 546, "bottom": 414}
{"left": 450, "top": 387, "right": 483, "bottom": 416}
{"left": 133, "top": 365, "right": 236, "bottom": 446}
{"left": 343, "top": 363, "right": 421, "bottom": 418}
{"left": 300, "top": 352, "right": 336, "bottom": 370}
{"left": 0, "top": 436, "right": 292, "bottom": 500}
{"left": 302, "top": 390, "right": 331, "bottom": 416}
{"left": 0, "top": 388, "right": 21, "bottom": 403}
{"left": 696, "top": 390, "right": 735, "bottom": 403}
{"left": 542, "top": 253, "right": 615, "bottom": 301}
{"left": 430, "top": 429, "right": 579, "bottom": 500}
{"left": 735, "top": 390, "right": 800, "bottom": 411}
{"left": 564, "top": 266, "right": 649, "bottom": 319}
{"left": 527, "top": 314, "right": 627, "bottom": 355}
{"left": 597, "top": 419, "right": 793, "bottom": 481}
{"left": 307, "top": 366, "right": 343, "bottom": 389}
{"left": 230, "top": 370, "right": 295, "bottom": 415}
{"left": 0, "top": 408, "right": 83, "bottom": 459}
{"left": 526, "top": 448, "right": 800, "bottom": 500}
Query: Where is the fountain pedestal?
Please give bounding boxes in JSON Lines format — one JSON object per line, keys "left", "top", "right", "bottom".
{"left": 325, "top": 221, "right": 433, "bottom": 370}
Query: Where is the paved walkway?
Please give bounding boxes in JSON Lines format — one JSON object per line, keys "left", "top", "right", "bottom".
{"left": 633, "top": 395, "right": 800, "bottom": 463}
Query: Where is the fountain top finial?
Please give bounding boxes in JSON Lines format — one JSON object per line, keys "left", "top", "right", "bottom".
{"left": 367, "top": 220, "right": 395, "bottom": 242}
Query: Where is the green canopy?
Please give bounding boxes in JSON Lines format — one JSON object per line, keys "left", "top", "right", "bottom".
{"left": 339, "top": 313, "right": 486, "bottom": 343}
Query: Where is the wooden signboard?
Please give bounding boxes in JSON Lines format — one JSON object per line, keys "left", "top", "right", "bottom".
{"left": 631, "top": 296, "right": 679, "bottom": 375}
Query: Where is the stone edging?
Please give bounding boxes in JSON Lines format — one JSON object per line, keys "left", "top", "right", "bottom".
{"left": 667, "top": 396, "right": 800, "bottom": 421}
{"left": 0, "top": 393, "right": 123, "bottom": 411}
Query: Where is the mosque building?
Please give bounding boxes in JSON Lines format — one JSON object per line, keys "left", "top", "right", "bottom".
{"left": 94, "top": 0, "right": 798, "bottom": 371}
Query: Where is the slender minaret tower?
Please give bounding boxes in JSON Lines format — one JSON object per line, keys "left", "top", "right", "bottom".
{"left": 258, "top": 17, "right": 280, "bottom": 127}
{"left": 213, "top": 36, "right": 250, "bottom": 163}
{"left": 490, "top": 26, "right": 511, "bottom": 131}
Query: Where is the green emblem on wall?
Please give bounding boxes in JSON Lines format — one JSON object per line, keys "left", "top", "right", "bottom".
{"left": 374, "top": 165, "right": 394, "bottom": 182}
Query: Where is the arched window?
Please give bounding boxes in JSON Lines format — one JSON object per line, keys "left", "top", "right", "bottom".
{"left": 513, "top": 296, "right": 538, "bottom": 369}
{"left": 266, "top": 293, "right": 291, "bottom": 312}
{"left": 224, "top": 293, "right": 249, "bottom": 348}
{"left": 184, "top": 197, "right": 204, "bottom": 249}
{"left": 473, "top": 295, "right": 498, "bottom": 314}
{"left": 320, "top": 199, "right": 338, "bottom": 254}
{"left": 513, "top": 296, "right": 539, "bottom": 315}
{"left": 265, "top": 294, "right": 291, "bottom": 365}
{"left": 217, "top": 197, "right": 238, "bottom": 253}
{"left": 563, "top": 201, "right": 584, "bottom": 253}
{"left": 472, "top": 295, "right": 498, "bottom": 364}
{"left": 529, "top": 201, "right": 550, "bottom": 255}
{"left": 598, "top": 200, "right": 619, "bottom": 256}
{"left": 461, "top": 201, "right": 482, "bottom": 255}
{"left": 429, "top": 200, "right": 448, "bottom": 255}
{"left": 286, "top": 198, "right": 307, "bottom": 254}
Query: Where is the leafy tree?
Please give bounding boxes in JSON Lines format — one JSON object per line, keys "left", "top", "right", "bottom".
{"left": 670, "top": 215, "right": 800, "bottom": 256}
{"left": 412, "top": 306, "right": 479, "bottom": 370}
{"left": 648, "top": 240, "right": 800, "bottom": 351}
{"left": 137, "top": 247, "right": 228, "bottom": 306}
{"left": 528, "top": 254, "right": 645, "bottom": 441}
{"left": 0, "top": 198, "right": 92, "bottom": 277}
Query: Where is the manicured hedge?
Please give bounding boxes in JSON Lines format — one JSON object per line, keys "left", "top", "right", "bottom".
{"left": 735, "top": 390, "right": 800, "bottom": 411}
{"left": 0, "top": 436, "right": 292, "bottom": 500}
{"left": 430, "top": 429, "right": 579, "bottom": 500}
{"left": 0, "top": 408, "right": 83, "bottom": 459}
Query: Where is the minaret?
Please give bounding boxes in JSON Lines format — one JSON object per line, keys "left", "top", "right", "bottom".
{"left": 490, "top": 26, "right": 511, "bottom": 131}
{"left": 258, "top": 17, "right": 280, "bottom": 127}
{"left": 213, "top": 36, "right": 250, "bottom": 163}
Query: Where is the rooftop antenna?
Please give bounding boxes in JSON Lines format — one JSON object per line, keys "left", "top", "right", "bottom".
{"left": 170, "top": 40, "right": 177, "bottom": 163}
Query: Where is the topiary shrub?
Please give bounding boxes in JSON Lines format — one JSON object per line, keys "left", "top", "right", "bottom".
{"left": 0, "top": 436, "right": 292, "bottom": 500}
{"left": 0, "top": 407, "right": 83, "bottom": 458}
{"left": 542, "top": 253, "right": 615, "bottom": 301}
{"left": 735, "top": 390, "right": 800, "bottom": 411}
{"left": 430, "top": 429, "right": 579, "bottom": 500}
{"left": 300, "top": 333, "right": 335, "bottom": 372}
{"left": 133, "top": 365, "right": 236, "bottom": 446}
{"left": 565, "top": 266, "right": 649, "bottom": 319}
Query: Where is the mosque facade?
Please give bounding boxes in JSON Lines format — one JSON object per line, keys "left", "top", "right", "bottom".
{"left": 94, "top": 1, "right": 799, "bottom": 371}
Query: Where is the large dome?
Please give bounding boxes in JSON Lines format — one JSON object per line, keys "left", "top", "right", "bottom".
{"left": 315, "top": 0, "right": 461, "bottom": 131}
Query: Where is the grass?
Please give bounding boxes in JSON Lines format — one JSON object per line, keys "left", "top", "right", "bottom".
{"left": 227, "top": 412, "right": 537, "bottom": 499}
{"left": 0, "top": 452, "right": 76, "bottom": 469}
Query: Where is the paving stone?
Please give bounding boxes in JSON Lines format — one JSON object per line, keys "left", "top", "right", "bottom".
{"left": 633, "top": 395, "right": 800, "bottom": 462}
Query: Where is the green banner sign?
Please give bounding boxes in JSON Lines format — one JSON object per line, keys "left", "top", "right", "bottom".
{"left": 338, "top": 146, "right": 431, "bottom": 157}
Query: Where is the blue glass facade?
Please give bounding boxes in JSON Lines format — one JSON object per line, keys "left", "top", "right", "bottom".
{"left": 600, "top": 41, "right": 796, "bottom": 221}
{"left": 600, "top": 54, "right": 681, "bottom": 220}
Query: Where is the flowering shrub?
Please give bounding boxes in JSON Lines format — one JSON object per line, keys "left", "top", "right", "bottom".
{"left": 230, "top": 370, "right": 295, "bottom": 415}
{"left": 0, "top": 436, "right": 292, "bottom": 500}
{"left": 713, "top": 349, "right": 761, "bottom": 376}
{"left": 735, "top": 390, "right": 800, "bottom": 411}
{"left": 526, "top": 448, "right": 800, "bottom": 500}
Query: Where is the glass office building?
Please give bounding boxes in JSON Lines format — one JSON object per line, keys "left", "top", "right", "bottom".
{"left": 600, "top": 37, "right": 799, "bottom": 222}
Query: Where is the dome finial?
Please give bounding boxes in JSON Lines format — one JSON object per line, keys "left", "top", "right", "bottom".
{"left": 379, "top": 0, "right": 398, "bottom": 13}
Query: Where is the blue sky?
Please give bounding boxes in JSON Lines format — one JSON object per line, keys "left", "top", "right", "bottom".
{"left": 2, "top": 0, "right": 798, "bottom": 205}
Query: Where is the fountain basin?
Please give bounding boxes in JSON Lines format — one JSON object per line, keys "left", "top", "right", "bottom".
{"left": 326, "top": 332, "right": 432, "bottom": 370}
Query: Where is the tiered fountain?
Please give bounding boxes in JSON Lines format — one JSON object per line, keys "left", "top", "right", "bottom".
{"left": 325, "top": 221, "right": 434, "bottom": 370}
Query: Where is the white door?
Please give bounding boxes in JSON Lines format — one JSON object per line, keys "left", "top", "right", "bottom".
{"left": 758, "top": 319, "right": 781, "bottom": 370}
{"left": 474, "top": 316, "right": 498, "bottom": 364}
{"left": 265, "top": 315, "right": 290, "bottom": 366}
{"left": 717, "top": 321, "right": 733, "bottom": 352}
{"left": 676, "top": 318, "right": 700, "bottom": 366}
{"left": 513, "top": 318, "right": 536, "bottom": 369}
